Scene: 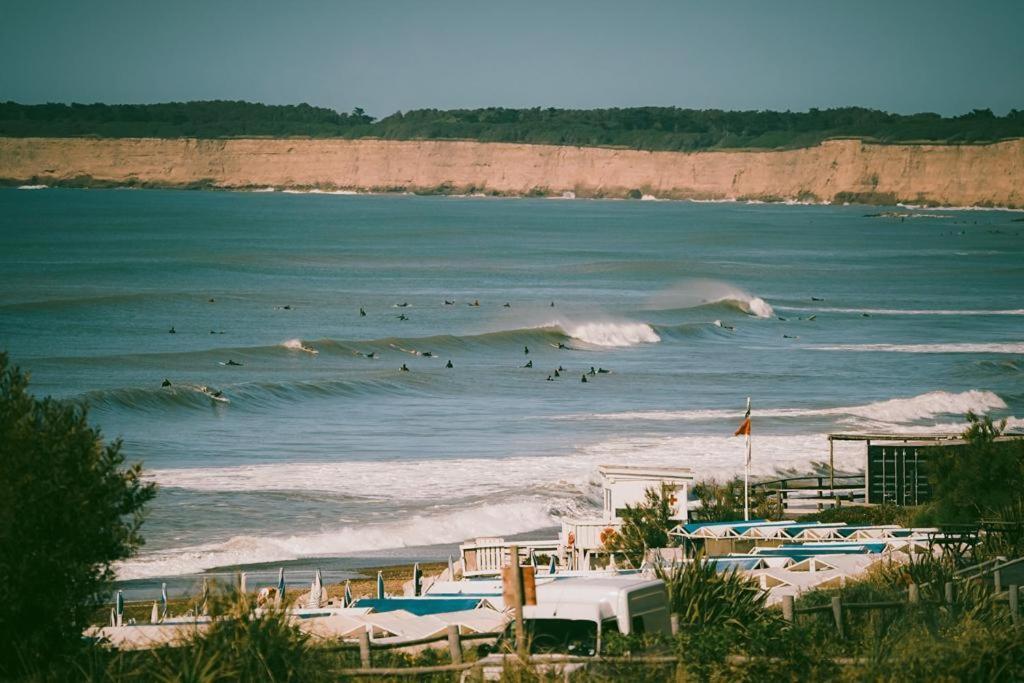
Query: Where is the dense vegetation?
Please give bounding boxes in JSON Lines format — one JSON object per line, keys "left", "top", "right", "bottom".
{"left": 3, "top": 100, "right": 1024, "bottom": 150}
{"left": 0, "top": 354, "right": 155, "bottom": 677}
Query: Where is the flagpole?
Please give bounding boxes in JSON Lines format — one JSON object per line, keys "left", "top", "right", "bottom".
{"left": 744, "top": 397, "right": 751, "bottom": 521}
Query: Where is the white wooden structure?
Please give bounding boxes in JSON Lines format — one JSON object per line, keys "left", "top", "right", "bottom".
{"left": 560, "top": 465, "right": 693, "bottom": 569}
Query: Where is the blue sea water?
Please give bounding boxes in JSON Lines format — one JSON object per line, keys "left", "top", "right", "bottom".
{"left": 1, "top": 188, "right": 1022, "bottom": 583}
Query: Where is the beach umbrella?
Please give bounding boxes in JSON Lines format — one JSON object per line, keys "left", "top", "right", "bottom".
{"left": 548, "top": 555, "right": 557, "bottom": 575}
{"left": 310, "top": 568, "right": 323, "bottom": 608}
{"left": 448, "top": 554, "right": 456, "bottom": 580}
{"left": 412, "top": 563, "right": 422, "bottom": 597}
{"left": 530, "top": 550, "right": 538, "bottom": 573}
{"left": 115, "top": 590, "right": 124, "bottom": 627}
{"left": 150, "top": 601, "right": 159, "bottom": 624}
{"left": 343, "top": 580, "right": 353, "bottom": 607}
{"left": 275, "top": 568, "right": 285, "bottom": 609}
{"left": 376, "top": 570, "right": 385, "bottom": 599}
{"left": 161, "top": 582, "right": 168, "bottom": 620}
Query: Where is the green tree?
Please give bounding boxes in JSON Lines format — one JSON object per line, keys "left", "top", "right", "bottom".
{"left": 690, "top": 477, "right": 777, "bottom": 522}
{"left": 927, "top": 412, "right": 1024, "bottom": 523}
{"left": 0, "top": 353, "right": 156, "bottom": 675}
{"left": 604, "top": 485, "right": 673, "bottom": 566}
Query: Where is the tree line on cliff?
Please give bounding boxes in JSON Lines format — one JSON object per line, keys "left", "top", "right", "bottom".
{"left": 2, "top": 100, "right": 1023, "bottom": 150}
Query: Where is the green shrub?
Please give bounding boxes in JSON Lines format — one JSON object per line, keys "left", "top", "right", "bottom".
{"left": 0, "top": 354, "right": 156, "bottom": 677}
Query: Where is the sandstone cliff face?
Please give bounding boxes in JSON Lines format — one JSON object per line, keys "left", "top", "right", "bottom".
{"left": 1, "top": 137, "right": 1022, "bottom": 207}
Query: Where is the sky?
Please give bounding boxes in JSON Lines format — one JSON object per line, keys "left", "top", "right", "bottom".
{"left": 2, "top": 0, "right": 1022, "bottom": 118}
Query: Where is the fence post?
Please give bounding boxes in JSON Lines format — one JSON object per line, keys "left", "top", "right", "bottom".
{"left": 782, "top": 595, "right": 794, "bottom": 623}
{"left": 670, "top": 614, "right": 679, "bottom": 635}
{"left": 944, "top": 581, "right": 955, "bottom": 607}
{"left": 1010, "top": 585, "right": 1020, "bottom": 627}
{"left": 994, "top": 569, "right": 1002, "bottom": 594}
{"left": 831, "top": 597, "right": 844, "bottom": 639}
{"left": 908, "top": 583, "right": 919, "bottom": 605}
{"left": 358, "top": 629, "right": 371, "bottom": 669}
{"left": 447, "top": 624, "right": 463, "bottom": 664}
{"left": 508, "top": 544, "right": 527, "bottom": 659}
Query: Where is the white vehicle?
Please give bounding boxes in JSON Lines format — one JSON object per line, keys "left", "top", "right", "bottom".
{"left": 502, "top": 575, "right": 672, "bottom": 656}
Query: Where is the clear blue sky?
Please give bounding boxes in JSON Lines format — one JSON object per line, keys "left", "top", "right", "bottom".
{"left": 2, "top": 0, "right": 1022, "bottom": 117}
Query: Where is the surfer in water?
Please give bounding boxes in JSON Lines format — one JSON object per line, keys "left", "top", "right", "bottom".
{"left": 469, "top": 300, "right": 480, "bottom": 307}
{"left": 364, "top": 351, "right": 378, "bottom": 359}
{"left": 422, "top": 351, "right": 434, "bottom": 357}
{"left": 445, "top": 360, "right": 453, "bottom": 368}
{"left": 504, "top": 302, "right": 512, "bottom": 308}
{"left": 397, "top": 314, "right": 408, "bottom": 321}
{"left": 546, "top": 375, "right": 554, "bottom": 381}
{"left": 588, "top": 367, "right": 597, "bottom": 376}
{"left": 811, "top": 296, "right": 824, "bottom": 301}
{"left": 161, "top": 378, "right": 172, "bottom": 387}
{"left": 400, "top": 363, "right": 410, "bottom": 372}
{"left": 395, "top": 302, "right": 409, "bottom": 308}
{"left": 524, "top": 345, "right": 529, "bottom": 355}
{"left": 360, "top": 307, "right": 366, "bottom": 316}
{"left": 444, "top": 300, "right": 455, "bottom": 305}
{"left": 597, "top": 368, "right": 610, "bottom": 374}
{"left": 550, "top": 301, "right": 555, "bottom": 307}
{"left": 581, "top": 374, "right": 588, "bottom": 383}
{"left": 225, "top": 359, "right": 243, "bottom": 366}
{"left": 168, "top": 326, "right": 176, "bottom": 334}
{"left": 554, "top": 369, "right": 560, "bottom": 377}
{"left": 523, "top": 360, "right": 533, "bottom": 368}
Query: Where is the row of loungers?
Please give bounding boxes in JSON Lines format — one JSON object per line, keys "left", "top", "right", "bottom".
{"left": 671, "top": 519, "right": 927, "bottom": 542}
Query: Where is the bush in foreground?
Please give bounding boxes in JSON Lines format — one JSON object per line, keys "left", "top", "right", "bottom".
{"left": 0, "top": 353, "right": 156, "bottom": 677}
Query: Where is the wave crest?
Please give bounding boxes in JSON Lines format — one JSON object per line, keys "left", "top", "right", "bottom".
{"left": 558, "top": 321, "right": 660, "bottom": 347}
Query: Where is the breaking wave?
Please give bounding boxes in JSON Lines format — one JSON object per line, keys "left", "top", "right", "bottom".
{"left": 781, "top": 306, "right": 1024, "bottom": 316}
{"left": 280, "top": 338, "right": 319, "bottom": 355}
{"left": 648, "top": 279, "right": 776, "bottom": 319}
{"left": 813, "top": 342, "right": 1024, "bottom": 354}
{"left": 551, "top": 321, "right": 660, "bottom": 347}
{"left": 115, "top": 501, "right": 560, "bottom": 580}
{"left": 558, "top": 390, "right": 1007, "bottom": 427}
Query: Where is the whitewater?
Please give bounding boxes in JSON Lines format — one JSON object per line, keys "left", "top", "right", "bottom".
{"left": 1, "top": 188, "right": 1021, "bottom": 584}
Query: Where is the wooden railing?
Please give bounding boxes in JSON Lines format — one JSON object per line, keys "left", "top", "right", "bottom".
{"left": 752, "top": 475, "right": 865, "bottom": 514}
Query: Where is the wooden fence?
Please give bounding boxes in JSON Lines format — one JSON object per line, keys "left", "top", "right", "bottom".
{"left": 780, "top": 581, "right": 1022, "bottom": 637}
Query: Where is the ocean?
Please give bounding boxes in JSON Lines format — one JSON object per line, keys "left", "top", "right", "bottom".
{"left": 1, "top": 188, "right": 1022, "bottom": 590}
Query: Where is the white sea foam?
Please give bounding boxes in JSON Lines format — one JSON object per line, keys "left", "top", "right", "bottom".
{"left": 648, "top": 279, "right": 776, "bottom": 319}
{"left": 781, "top": 306, "right": 1024, "bottom": 316}
{"left": 558, "top": 390, "right": 1007, "bottom": 426}
{"left": 129, "top": 431, "right": 859, "bottom": 578}
{"left": 897, "top": 202, "right": 1024, "bottom": 213}
{"left": 280, "top": 338, "right": 318, "bottom": 355}
{"left": 813, "top": 342, "right": 1024, "bottom": 354}
{"left": 560, "top": 321, "right": 661, "bottom": 347}
{"left": 115, "top": 501, "right": 559, "bottom": 580}
{"left": 17, "top": 184, "right": 48, "bottom": 190}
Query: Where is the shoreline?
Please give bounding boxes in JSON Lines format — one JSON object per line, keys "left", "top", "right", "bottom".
{"left": 5, "top": 182, "right": 1024, "bottom": 213}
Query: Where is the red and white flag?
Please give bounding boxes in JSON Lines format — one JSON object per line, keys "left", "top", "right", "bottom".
{"left": 734, "top": 398, "right": 751, "bottom": 465}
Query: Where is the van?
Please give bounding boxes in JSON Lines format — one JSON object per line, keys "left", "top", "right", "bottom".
{"left": 503, "top": 575, "right": 672, "bottom": 656}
